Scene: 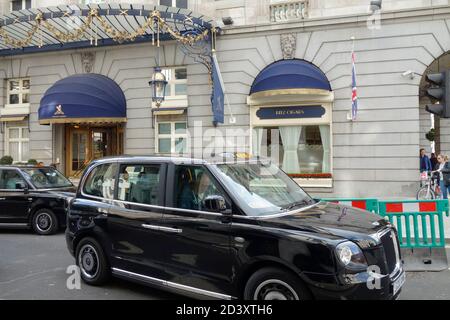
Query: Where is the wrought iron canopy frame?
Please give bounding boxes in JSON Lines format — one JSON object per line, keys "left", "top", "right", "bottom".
{"left": 0, "top": 3, "right": 217, "bottom": 61}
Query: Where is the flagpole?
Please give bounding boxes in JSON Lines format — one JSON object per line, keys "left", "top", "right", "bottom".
{"left": 211, "top": 32, "right": 236, "bottom": 125}
{"left": 351, "top": 35, "right": 355, "bottom": 122}
{"left": 350, "top": 36, "right": 357, "bottom": 122}
{"left": 351, "top": 36, "right": 355, "bottom": 55}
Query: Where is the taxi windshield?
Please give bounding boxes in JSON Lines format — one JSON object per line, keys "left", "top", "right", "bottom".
{"left": 22, "top": 168, "right": 73, "bottom": 189}
{"left": 212, "top": 161, "right": 314, "bottom": 216}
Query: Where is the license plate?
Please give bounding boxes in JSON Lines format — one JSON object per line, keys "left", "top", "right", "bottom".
{"left": 393, "top": 271, "right": 406, "bottom": 296}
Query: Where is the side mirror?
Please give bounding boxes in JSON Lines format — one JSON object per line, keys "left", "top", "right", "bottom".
{"left": 203, "top": 195, "right": 227, "bottom": 213}
{"left": 16, "top": 181, "right": 28, "bottom": 193}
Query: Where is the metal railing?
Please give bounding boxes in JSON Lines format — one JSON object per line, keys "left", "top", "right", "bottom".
{"left": 270, "top": 1, "right": 309, "bottom": 22}
{"left": 378, "top": 200, "right": 449, "bottom": 248}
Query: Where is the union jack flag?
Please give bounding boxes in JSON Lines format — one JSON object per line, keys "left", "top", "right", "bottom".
{"left": 351, "top": 51, "right": 358, "bottom": 121}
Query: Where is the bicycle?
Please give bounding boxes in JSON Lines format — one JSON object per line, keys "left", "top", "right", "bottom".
{"left": 416, "top": 171, "right": 440, "bottom": 200}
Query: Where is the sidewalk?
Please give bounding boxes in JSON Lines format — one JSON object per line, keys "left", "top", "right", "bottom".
{"left": 400, "top": 269, "right": 450, "bottom": 300}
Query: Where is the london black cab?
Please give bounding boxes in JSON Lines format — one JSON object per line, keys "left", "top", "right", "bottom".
{"left": 66, "top": 155, "right": 405, "bottom": 300}
{"left": 0, "top": 165, "right": 75, "bottom": 235}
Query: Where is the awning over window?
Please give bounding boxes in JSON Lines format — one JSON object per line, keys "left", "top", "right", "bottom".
{"left": 38, "top": 73, "right": 126, "bottom": 125}
{"left": 248, "top": 59, "right": 333, "bottom": 105}
{"left": 0, "top": 115, "right": 27, "bottom": 122}
{"left": 153, "top": 107, "right": 187, "bottom": 116}
{"left": 250, "top": 59, "right": 331, "bottom": 95}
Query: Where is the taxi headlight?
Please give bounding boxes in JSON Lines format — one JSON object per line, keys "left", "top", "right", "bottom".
{"left": 336, "top": 241, "right": 368, "bottom": 268}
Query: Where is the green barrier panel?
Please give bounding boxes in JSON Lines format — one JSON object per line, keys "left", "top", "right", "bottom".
{"left": 320, "top": 198, "right": 379, "bottom": 213}
{"left": 378, "top": 199, "right": 449, "bottom": 248}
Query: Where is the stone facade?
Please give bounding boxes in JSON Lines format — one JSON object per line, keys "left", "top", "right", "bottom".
{"left": 0, "top": 1, "right": 449, "bottom": 198}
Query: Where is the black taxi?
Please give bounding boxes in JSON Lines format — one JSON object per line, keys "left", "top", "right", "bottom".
{"left": 66, "top": 155, "right": 405, "bottom": 300}
{"left": 0, "top": 165, "right": 75, "bottom": 235}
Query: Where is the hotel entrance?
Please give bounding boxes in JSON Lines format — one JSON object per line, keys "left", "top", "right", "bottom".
{"left": 65, "top": 125, "right": 124, "bottom": 177}
{"left": 37, "top": 73, "right": 127, "bottom": 177}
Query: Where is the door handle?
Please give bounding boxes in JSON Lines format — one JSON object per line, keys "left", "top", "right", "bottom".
{"left": 141, "top": 224, "right": 182, "bottom": 234}
{"left": 0, "top": 198, "right": 5, "bottom": 201}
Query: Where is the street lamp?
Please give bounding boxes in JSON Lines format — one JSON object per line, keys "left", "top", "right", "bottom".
{"left": 149, "top": 67, "right": 167, "bottom": 107}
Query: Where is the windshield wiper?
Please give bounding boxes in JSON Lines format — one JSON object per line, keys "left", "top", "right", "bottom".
{"left": 281, "top": 199, "right": 315, "bottom": 211}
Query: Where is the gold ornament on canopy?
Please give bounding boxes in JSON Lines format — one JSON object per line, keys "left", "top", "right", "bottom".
{"left": 0, "top": 9, "right": 212, "bottom": 49}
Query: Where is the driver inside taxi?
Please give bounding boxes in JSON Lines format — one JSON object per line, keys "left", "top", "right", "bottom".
{"left": 178, "top": 170, "right": 216, "bottom": 211}
{"left": 196, "top": 172, "right": 213, "bottom": 208}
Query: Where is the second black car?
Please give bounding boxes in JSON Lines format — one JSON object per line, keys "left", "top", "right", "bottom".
{"left": 0, "top": 165, "right": 75, "bottom": 235}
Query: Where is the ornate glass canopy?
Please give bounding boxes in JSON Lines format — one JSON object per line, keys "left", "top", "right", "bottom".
{"left": 1, "top": 3, "right": 223, "bottom": 124}
{"left": 0, "top": 3, "right": 217, "bottom": 60}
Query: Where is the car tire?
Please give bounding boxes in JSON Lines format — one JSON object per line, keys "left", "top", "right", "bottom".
{"left": 76, "top": 237, "right": 110, "bottom": 286}
{"left": 32, "top": 209, "right": 58, "bottom": 235}
{"left": 244, "top": 267, "right": 311, "bottom": 300}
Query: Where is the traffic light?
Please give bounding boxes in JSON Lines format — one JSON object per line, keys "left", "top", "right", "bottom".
{"left": 425, "top": 71, "right": 450, "bottom": 118}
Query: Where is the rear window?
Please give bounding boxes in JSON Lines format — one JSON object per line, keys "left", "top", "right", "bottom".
{"left": 83, "top": 163, "right": 117, "bottom": 199}
{"left": 0, "top": 169, "right": 27, "bottom": 190}
{"left": 117, "top": 164, "right": 162, "bottom": 206}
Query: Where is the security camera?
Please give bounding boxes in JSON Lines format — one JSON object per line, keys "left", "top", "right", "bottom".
{"left": 222, "top": 17, "right": 233, "bottom": 26}
{"left": 370, "top": 0, "right": 382, "bottom": 12}
{"left": 402, "top": 70, "right": 415, "bottom": 79}
{"left": 402, "top": 70, "right": 412, "bottom": 77}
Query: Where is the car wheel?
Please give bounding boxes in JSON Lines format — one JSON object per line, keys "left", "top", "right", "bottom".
{"left": 76, "top": 237, "right": 110, "bottom": 286}
{"left": 244, "top": 267, "right": 311, "bottom": 300}
{"left": 32, "top": 209, "right": 58, "bottom": 235}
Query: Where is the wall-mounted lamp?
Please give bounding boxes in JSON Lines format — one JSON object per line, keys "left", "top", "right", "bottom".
{"left": 149, "top": 67, "right": 168, "bottom": 107}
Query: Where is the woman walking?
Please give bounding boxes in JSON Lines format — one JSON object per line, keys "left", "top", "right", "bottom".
{"left": 435, "top": 155, "right": 450, "bottom": 199}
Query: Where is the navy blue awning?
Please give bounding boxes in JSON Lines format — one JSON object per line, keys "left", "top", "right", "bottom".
{"left": 39, "top": 74, "right": 126, "bottom": 124}
{"left": 250, "top": 59, "right": 331, "bottom": 95}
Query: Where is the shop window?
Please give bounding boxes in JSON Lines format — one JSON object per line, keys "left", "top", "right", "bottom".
{"left": 10, "top": 0, "right": 31, "bottom": 11}
{"left": 156, "top": 121, "right": 188, "bottom": 155}
{"left": 6, "top": 126, "right": 29, "bottom": 163}
{"left": 6, "top": 78, "right": 30, "bottom": 106}
{"left": 253, "top": 125, "right": 331, "bottom": 177}
{"left": 161, "top": 67, "right": 187, "bottom": 98}
{"left": 160, "top": 0, "right": 188, "bottom": 9}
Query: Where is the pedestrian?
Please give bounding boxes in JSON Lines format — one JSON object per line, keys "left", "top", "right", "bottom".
{"left": 435, "top": 154, "right": 450, "bottom": 199}
{"left": 430, "top": 153, "right": 438, "bottom": 170}
{"left": 420, "top": 148, "right": 432, "bottom": 173}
